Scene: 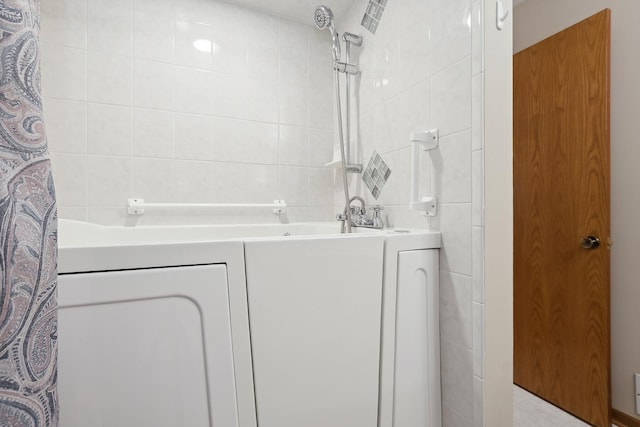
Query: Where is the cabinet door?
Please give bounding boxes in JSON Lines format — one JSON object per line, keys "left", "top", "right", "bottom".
{"left": 58, "top": 265, "right": 238, "bottom": 427}
{"left": 244, "top": 235, "right": 385, "bottom": 427}
{"left": 394, "top": 249, "right": 441, "bottom": 427}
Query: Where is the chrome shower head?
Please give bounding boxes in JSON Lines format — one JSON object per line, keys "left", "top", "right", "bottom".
{"left": 313, "top": 5, "right": 341, "bottom": 62}
{"left": 314, "top": 5, "right": 334, "bottom": 30}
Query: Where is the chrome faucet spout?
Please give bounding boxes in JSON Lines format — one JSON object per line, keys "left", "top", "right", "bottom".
{"left": 349, "top": 196, "right": 366, "bottom": 212}
{"left": 336, "top": 197, "right": 384, "bottom": 230}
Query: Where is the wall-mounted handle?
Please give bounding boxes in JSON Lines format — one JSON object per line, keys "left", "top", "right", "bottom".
{"left": 127, "top": 199, "right": 287, "bottom": 215}
{"left": 496, "top": 1, "right": 509, "bottom": 30}
{"left": 409, "top": 129, "right": 439, "bottom": 216}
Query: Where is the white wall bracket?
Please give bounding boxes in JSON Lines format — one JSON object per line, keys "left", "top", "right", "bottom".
{"left": 496, "top": 0, "right": 509, "bottom": 30}
{"left": 128, "top": 198, "right": 145, "bottom": 215}
{"left": 411, "top": 196, "right": 438, "bottom": 217}
{"left": 272, "top": 200, "right": 287, "bottom": 214}
{"left": 409, "top": 129, "right": 439, "bottom": 217}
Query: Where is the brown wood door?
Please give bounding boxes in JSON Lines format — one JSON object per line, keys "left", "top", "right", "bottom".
{"left": 513, "top": 9, "right": 611, "bottom": 427}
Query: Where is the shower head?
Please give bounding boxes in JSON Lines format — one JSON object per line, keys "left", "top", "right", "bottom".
{"left": 314, "top": 5, "right": 334, "bottom": 30}
{"left": 313, "top": 5, "right": 341, "bottom": 62}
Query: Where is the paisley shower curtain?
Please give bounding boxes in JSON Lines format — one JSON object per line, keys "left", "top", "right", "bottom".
{"left": 0, "top": 0, "right": 59, "bottom": 426}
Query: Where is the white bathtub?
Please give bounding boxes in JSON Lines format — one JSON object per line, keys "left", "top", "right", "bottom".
{"left": 57, "top": 220, "right": 442, "bottom": 427}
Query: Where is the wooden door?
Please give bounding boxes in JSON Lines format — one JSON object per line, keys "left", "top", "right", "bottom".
{"left": 514, "top": 10, "right": 611, "bottom": 427}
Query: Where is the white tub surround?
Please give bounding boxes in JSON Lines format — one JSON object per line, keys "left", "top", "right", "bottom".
{"left": 57, "top": 220, "right": 441, "bottom": 427}
{"left": 42, "top": 0, "right": 337, "bottom": 226}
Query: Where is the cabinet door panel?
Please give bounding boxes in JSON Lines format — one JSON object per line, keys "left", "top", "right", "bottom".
{"left": 58, "top": 265, "right": 238, "bottom": 427}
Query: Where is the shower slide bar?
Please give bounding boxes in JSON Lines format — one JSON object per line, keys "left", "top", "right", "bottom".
{"left": 127, "top": 199, "right": 287, "bottom": 215}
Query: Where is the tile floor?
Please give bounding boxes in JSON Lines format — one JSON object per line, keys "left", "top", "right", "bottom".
{"left": 514, "top": 385, "right": 618, "bottom": 427}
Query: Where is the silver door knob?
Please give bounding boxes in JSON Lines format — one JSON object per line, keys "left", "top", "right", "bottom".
{"left": 580, "top": 236, "right": 600, "bottom": 249}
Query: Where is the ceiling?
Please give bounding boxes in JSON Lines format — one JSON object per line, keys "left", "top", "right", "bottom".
{"left": 225, "top": 0, "right": 359, "bottom": 24}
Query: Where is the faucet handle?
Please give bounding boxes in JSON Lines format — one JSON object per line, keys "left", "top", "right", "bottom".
{"left": 351, "top": 206, "right": 365, "bottom": 215}
{"left": 371, "top": 205, "right": 384, "bottom": 228}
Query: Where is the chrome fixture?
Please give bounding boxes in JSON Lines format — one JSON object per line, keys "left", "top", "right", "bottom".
{"left": 332, "top": 33, "right": 362, "bottom": 75}
{"left": 580, "top": 235, "right": 601, "bottom": 250}
{"left": 343, "top": 32, "right": 363, "bottom": 46}
{"left": 349, "top": 195, "right": 366, "bottom": 219}
{"left": 314, "top": 5, "right": 341, "bottom": 62}
{"left": 334, "top": 49, "right": 354, "bottom": 233}
{"left": 313, "top": 6, "right": 362, "bottom": 174}
{"left": 314, "top": 5, "right": 365, "bottom": 233}
{"left": 342, "top": 32, "right": 364, "bottom": 175}
{"left": 314, "top": 5, "right": 352, "bottom": 233}
{"left": 337, "top": 196, "right": 385, "bottom": 232}
{"left": 334, "top": 62, "right": 359, "bottom": 75}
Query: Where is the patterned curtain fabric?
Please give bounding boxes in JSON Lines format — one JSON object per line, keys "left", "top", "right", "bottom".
{"left": 0, "top": 0, "right": 59, "bottom": 426}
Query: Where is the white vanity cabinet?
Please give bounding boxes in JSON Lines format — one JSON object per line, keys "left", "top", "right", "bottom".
{"left": 57, "top": 265, "right": 239, "bottom": 427}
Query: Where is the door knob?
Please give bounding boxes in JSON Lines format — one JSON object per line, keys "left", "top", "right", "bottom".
{"left": 580, "top": 236, "right": 600, "bottom": 249}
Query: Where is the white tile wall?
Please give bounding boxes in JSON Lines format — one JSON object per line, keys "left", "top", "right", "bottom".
{"left": 41, "top": 46, "right": 86, "bottom": 100}
{"left": 433, "top": 130, "right": 473, "bottom": 203}
{"left": 431, "top": 58, "right": 472, "bottom": 137}
{"left": 50, "top": 154, "right": 87, "bottom": 206}
{"left": 440, "top": 272, "right": 473, "bottom": 349}
{"left": 41, "top": 0, "right": 87, "bottom": 49}
{"left": 211, "top": 73, "right": 249, "bottom": 119}
{"left": 470, "top": 1, "right": 486, "bottom": 425}
{"left": 174, "top": 21, "right": 213, "bottom": 70}
{"left": 442, "top": 338, "right": 474, "bottom": 426}
{"left": 309, "top": 129, "right": 334, "bottom": 166}
{"left": 87, "top": 104, "right": 132, "bottom": 156}
{"left": 87, "top": 51, "right": 132, "bottom": 105}
{"left": 430, "top": 0, "right": 473, "bottom": 75}
{"left": 132, "top": 109, "right": 174, "bottom": 158}
{"left": 174, "top": 67, "right": 211, "bottom": 116}
{"left": 45, "top": 100, "right": 86, "bottom": 154}
{"left": 133, "top": 0, "right": 174, "bottom": 63}
{"left": 433, "top": 203, "right": 473, "bottom": 276}
{"left": 42, "top": 0, "right": 335, "bottom": 225}
{"left": 340, "top": 0, "right": 483, "bottom": 425}
{"left": 279, "top": 125, "right": 309, "bottom": 166}
{"left": 473, "top": 376, "right": 485, "bottom": 427}
{"left": 133, "top": 59, "right": 173, "bottom": 110}
{"left": 87, "top": 156, "right": 133, "bottom": 207}
{"left": 133, "top": 158, "right": 176, "bottom": 202}
{"left": 174, "top": 113, "right": 214, "bottom": 160}
{"left": 472, "top": 226, "right": 485, "bottom": 303}
{"left": 87, "top": 0, "right": 133, "bottom": 56}
{"left": 43, "top": 0, "right": 486, "bottom": 423}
